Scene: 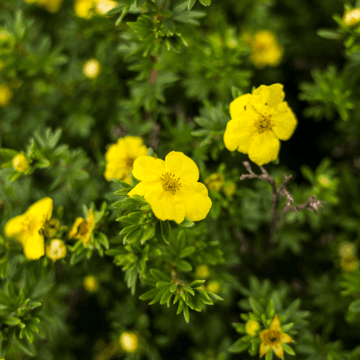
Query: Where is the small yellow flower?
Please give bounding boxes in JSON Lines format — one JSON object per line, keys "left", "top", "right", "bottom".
{"left": 317, "top": 175, "right": 331, "bottom": 188}
{"left": 128, "top": 151, "right": 212, "bottom": 224}
{"left": 119, "top": 332, "right": 139, "bottom": 353}
{"left": 206, "top": 280, "right": 220, "bottom": 294}
{"left": 343, "top": 8, "right": 360, "bottom": 27}
{"left": 104, "top": 136, "right": 148, "bottom": 184}
{"left": 96, "top": 0, "right": 117, "bottom": 15}
{"left": 223, "top": 181, "right": 236, "bottom": 197}
{"left": 82, "top": 58, "right": 101, "bottom": 79}
{"left": 46, "top": 239, "right": 67, "bottom": 261}
{"left": 0, "top": 84, "right": 13, "bottom": 107}
{"left": 245, "top": 319, "right": 261, "bottom": 336}
{"left": 12, "top": 153, "right": 30, "bottom": 173}
{"left": 259, "top": 315, "right": 293, "bottom": 359}
{"left": 195, "top": 264, "right": 210, "bottom": 279}
{"left": 84, "top": 275, "right": 99, "bottom": 292}
{"left": 339, "top": 242, "right": 356, "bottom": 258}
{"left": 250, "top": 30, "right": 283, "bottom": 68}
{"left": 37, "top": 0, "right": 63, "bottom": 13}
{"left": 204, "top": 173, "right": 225, "bottom": 192}
{"left": 74, "top": 0, "right": 97, "bottom": 19}
{"left": 69, "top": 209, "right": 95, "bottom": 245}
{"left": 224, "top": 84, "right": 297, "bottom": 166}
{"left": 341, "top": 254, "right": 359, "bottom": 272}
{"left": 4, "top": 198, "right": 53, "bottom": 260}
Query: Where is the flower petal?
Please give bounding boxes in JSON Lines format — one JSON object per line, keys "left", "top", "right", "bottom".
{"left": 128, "top": 181, "right": 159, "bottom": 198}
{"left": 123, "top": 136, "right": 148, "bottom": 157}
{"left": 132, "top": 156, "right": 165, "bottom": 182}
{"left": 23, "top": 233, "right": 45, "bottom": 260}
{"left": 4, "top": 214, "right": 25, "bottom": 240}
{"left": 230, "top": 93, "right": 252, "bottom": 119}
{"left": 165, "top": 151, "right": 199, "bottom": 183}
{"left": 272, "top": 102, "right": 297, "bottom": 140}
{"left": 252, "top": 84, "right": 284, "bottom": 113}
{"left": 224, "top": 113, "right": 257, "bottom": 153}
{"left": 272, "top": 343, "right": 284, "bottom": 359}
{"left": 176, "top": 182, "right": 212, "bottom": 222}
{"left": 248, "top": 132, "right": 280, "bottom": 166}
{"left": 270, "top": 315, "right": 281, "bottom": 330}
{"left": 260, "top": 343, "right": 271, "bottom": 357}
{"left": 281, "top": 332, "right": 293, "bottom": 343}
{"left": 69, "top": 217, "right": 84, "bottom": 239}
{"left": 26, "top": 197, "right": 53, "bottom": 227}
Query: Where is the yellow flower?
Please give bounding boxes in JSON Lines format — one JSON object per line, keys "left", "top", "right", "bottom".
{"left": 82, "top": 58, "right": 101, "bottom": 79}
{"left": 259, "top": 315, "right": 293, "bottom": 359}
{"left": 223, "top": 181, "right": 236, "bottom": 197}
{"left": 37, "top": 0, "right": 63, "bottom": 13}
{"left": 12, "top": 153, "right": 30, "bottom": 173}
{"left": 119, "top": 332, "right": 139, "bottom": 353}
{"left": 195, "top": 264, "right": 210, "bottom": 279}
{"left": 74, "top": 0, "right": 97, "bottom": 19}
{"left": 4, "top": 198, "right": 53, "bottom": 260}
{"left": 96, "top": 0, "right": 117, "bottom": 15}
{"left": 341, "top": 254, "right": 359, "bottom": 272}
{"left": 204, "top": 173, "right": 225, "bottom": 192}
{"left": 84, "top": 275, "right": 99, "bottom": 292}
{"left": 0, "top": 84, "right": 13, "bottom": 107}
{"left": 250, "top": 30, "right": 283, "bottom": 68}
{"left": 69, "top": 209, "right": 95, "bottom": 245}
{"left": 224, "top": 83, "right": 297, "bottom": 166}
{"left": 343, "top": 8, "right": 360, "bottom": 27}
{"left": 206, "top": 280, "right": 220, "bottom": 294}
{"left": 46, "top": 239, "right": 67, "bottom": 261}
{"left": 245, "top": 319, "right": 261, "bottom": 336}
{"left": 104, "top": 136, "right": 148, "bottom": 184}
{"left": 128, "top": 151, "right": 212, "bottom": 224}
{"left": 339, "top": 242, "right": 356, "bottom": 258}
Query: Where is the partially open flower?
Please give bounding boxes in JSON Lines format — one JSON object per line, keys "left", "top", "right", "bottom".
{"left": 12, "top": 153, "right": 30, "bottom": 173}
{"left": 245, "top": 319, "right": 261, "bottom": 336}
{"left": 119, "top": 332, "right": 139, "bottom": 353}
{"left": 343, "top": 8, "right": 360, "bottom": 27}
{"left": 69, "top": 209, "right": 95, "bottom": 245}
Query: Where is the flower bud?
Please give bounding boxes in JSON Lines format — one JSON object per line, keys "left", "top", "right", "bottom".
{"left": 46, "top": 239, "right": 67, "bottom": 261}
{"left": 83, "top": 59, "right": 101, "bottom": 79}
{"left": 12, "top": 153, "right": 29, "bottom": 173}
{"left": 245, "top": 319, "right": 261, "bottom": 336}
{"left": 119, "top": 332, "right": 139, "bottom": 353}
{"left": 84, "top": 275, "right": 99, "bottom": 292}
{"left": 343, "top": 8, "right": 360, "bottom": 27}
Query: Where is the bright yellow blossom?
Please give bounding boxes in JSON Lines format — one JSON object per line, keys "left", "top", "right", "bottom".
{"left": 104, "top": 136, "right": 147, "bottom": 184}
{"left": 224, "top": 84, "right": 297, "bottom": 166}
{"left": 46, "top": 239, "right": 67, "bottom": 261}
{"left": 5, "top": 198, "right": 53, "bottom": 260}
{"left": 259, "top": 315, "right": 293, "bottom": 359}
{"left": 69, "top": 209, "right": 95, "bottom": 245}
{"left": 83, "top": 58, "right": 101, "bottom": 79}
{"left": 128, "top": 151, "right": 212, "bottom": 224}
{"left": 74, "top": 0, "right": 97, "bottom": 19}
{"left": 341, "top": 254, "right": 359, "bottom": 272}
{"left": 119, "top": 332, "right": 139, "bottom": 353}
{"left": 84, "top": 275, "right": 99, "bottom": 292}
{"left": 245, "top": 319, "right": 261, "bottom": 336}
{"left": 249, "top": 30, "right": 283, "bottom": 68}
{"left": 195, "top": 264, "right": 210, "bottom": 279}
{"left": 96, "top": 0, "right": 117, "bottom": 15}
{"left": 204, "top": 173, "right": 225, "bottom": 192}
{"left": 12, "top": 153, "right": 30, "bottom": 173}
{"left": 0, "top": 84, "right": 13, "bottom": 107}
{"left": 206, "top": 280, "right": 220, "bottom": 294}
{"left": 343, "top": 8, "right": 360, "bottom": 27}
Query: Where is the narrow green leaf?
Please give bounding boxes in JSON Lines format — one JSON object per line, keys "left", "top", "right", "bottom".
{"left": 160, "top": 220, "right": 172, "bottom": 244}
{"left": 282, "top": 343, "right": 295, "bottom": 355}
{"left": 228, "top": 339, "right": 250, "bottom": 353}
{"left": 139, "top": 288, "right": 159, "bottom": 301}
{"left": 188, "top": 0, "right": 196, "bottom": 10}
{"left": 150, "top": 269, "right": 169, "bottom": 281}
{"left": 183, "top": 305, "right": 190, "bottom": 323}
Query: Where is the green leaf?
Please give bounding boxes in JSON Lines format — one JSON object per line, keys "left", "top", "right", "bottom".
{"left": 189, "top": 280, "right": 205, "bottom": 288}
{"left": 176, "top": 260, "right": 192, "bottom": 271}
{"left": 316, "top": 29, "right": 341, "bottom": 40}
{"left": 249, "top": 297, "right": 263, "bottom": 315}
{"left": 183, "top": 305, "right": 190, "bottom": 323}
{"left": 188, "top": 0, "right": 196, "bottom": 10}
{"left": 178, "top": 217, "right": 195, "bottom": 227}
{"left": 282, "top": 343, "right": 295, "bottom": 356}
{"left": 150, "top": 269, "right": 169, "bottom": 281}
{"left": 160, "top": 220, "right": 172, "bottom": 244}
{"left": 3, "top": 316, "right": 21, "bottom": 326}
{"left": 199, "top": 0, "right": 211, "bottom": 6}
{"left": 139, "top": 288, "right": 159, "bottom": 300}
{"left": 179, "top": 246, "right": 195, "bottom": 258}
{"left": 160, "top": 288, "right": 173, "bottom": 305}
{"left": 349, "top": 299, "right": 360, "bottom": 313}
{"left": 228, "top": 339, "right": 250, "bottom": 353}
{"left": 140, "top": 223, "right": 155, "bottom": 244}
{"left": 265, "top": 349, "right": 273, "bottom": 360}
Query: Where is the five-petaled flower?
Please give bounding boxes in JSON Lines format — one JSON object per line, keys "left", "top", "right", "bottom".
{"left": 4, "top": 197, "right": 53, "bottom": 260}
{"left": 224, "top": 83, "right": 297, "bottom": 166}
{"left": 128, "top": 151, "right": 212, "bottom": 224}
{"left": 69, "top": 209, "right": 95, "bottom": 245}
{"left": 104, "top": 136, "right": 148, "bottom": 184}
{"left": 259, "top": 315, "right": 293, "bottom": 359}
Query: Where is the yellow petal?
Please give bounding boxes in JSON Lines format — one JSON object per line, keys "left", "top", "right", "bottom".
{"left": 23, "top": 233, "right": 45, "bottom": 260}
{"left": 176, "top": 182, "right": 212, "bottom": 222}
{"left": 165, "top": 151, "right": 199, "bottom": 183}
{"left": 4, "top": 214, "right": 25, "bottom": 240}
{"left": 272, "top": 102, "right": 297, "bottom": 140}
{"left": 128, "top": 181, "right": 159, "bottom": 198}
{"left": 260, "top": 343, "right": 271, "bottom": 357}
{"left": 229, "top": 93, "right": 252, "bottom": 119}
{"left": 132, "top": 156, "right": 165, "bottom": 182}
{"left": 248, "top": 132, "right": 280, "bottom": 166}
{"left": 270, "top": 315, "right": 281, "bottom": 330}
{"left": 26, "top": 197, "right": 53, "bottom": 227}
{"left": 224, "top": 113, "right": 257, "bottom": 153}
{"left": 272, "top": 343, "right": 284, "bottom": 359}
{"left": 123, "top": 136, "right": 147, "bottom": 157}
{"left": 281, "top": 332, "right": 293, "bottom": 343}
{"left": 252, "top": 84, "right": 284, "bottom": 113}
{"left": 69, "top": 217, "right": 84, "bottom": 239}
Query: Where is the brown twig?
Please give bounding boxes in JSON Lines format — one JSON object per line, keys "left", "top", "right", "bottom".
{"left": 240, "top": 161, "right": 325, "bottom": 244}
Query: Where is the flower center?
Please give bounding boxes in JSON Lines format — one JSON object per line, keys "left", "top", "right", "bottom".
{"left": 78, "top": 220, "right": 89, "bottom": 236}
{"left": 125, "top": 156, "right": 135, "bottom": 169}
{"left": 22, "top": 215, "right": 38, "bottom": 236}
{"left": 160, "top": 172, "right": 182, "bottom": 195}
{"left": 255, "top": 115, "right": 272, "bottom": 133}
{"left": 266, "top": 330, "right": 280, "bottom": 345}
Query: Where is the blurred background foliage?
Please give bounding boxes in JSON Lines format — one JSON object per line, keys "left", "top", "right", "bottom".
{"left": 1, "top": 0, "right": 360, "bottom": 359}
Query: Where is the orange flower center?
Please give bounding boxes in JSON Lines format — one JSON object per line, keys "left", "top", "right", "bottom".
{"left": 125, "top": 156, "right": 135, "bottom": 169}
{"left": 262, "top": 329, "right": 281, "bottom": 346}
{"left": 78, "top": 220, "right": 90, "bottom": 237}
{"left": 160, "top": 172, "right": 182, "bottom": 195}
{"left": 255, "top": 114, "right": 273, "bottom": 133}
